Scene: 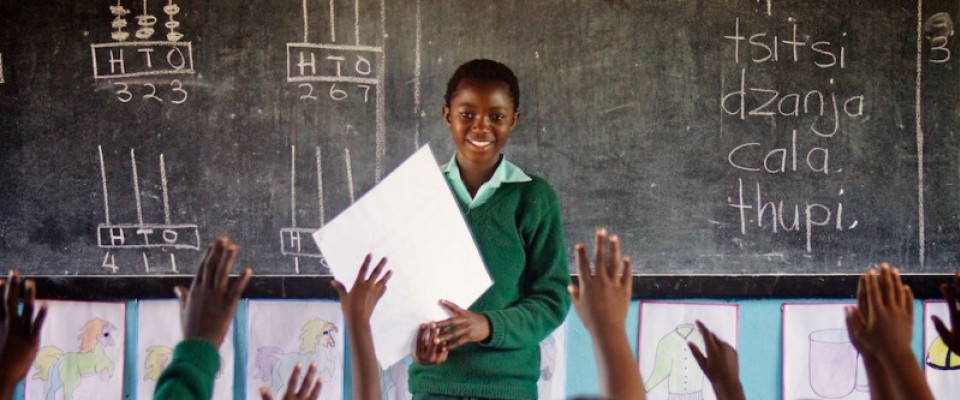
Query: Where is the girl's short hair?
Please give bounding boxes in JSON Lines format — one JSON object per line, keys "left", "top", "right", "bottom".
{"left": 444, "top": 59, "right": 520, "bottom": 110}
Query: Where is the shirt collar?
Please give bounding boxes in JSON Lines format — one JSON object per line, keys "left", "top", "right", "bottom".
{"left": 442, "top": 153, "right": 532, "bottom": 188}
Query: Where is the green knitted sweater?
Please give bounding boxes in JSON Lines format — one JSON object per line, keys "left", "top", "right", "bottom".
{"left": 409, "top": 176, "right": 572, "bottom": 399}
{"left": 153, "top": 339, "right": 219, "bottom": 400}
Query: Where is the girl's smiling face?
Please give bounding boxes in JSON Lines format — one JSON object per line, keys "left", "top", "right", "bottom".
{"left": 443, "top": 78, "right": 520, "bottom": 171}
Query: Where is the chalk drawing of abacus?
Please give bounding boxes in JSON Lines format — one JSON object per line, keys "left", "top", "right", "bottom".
{"left": 279, "top": 144, "right": 358, "bottom": 273}
{"left": 96, "top": 145, "right": 200, "bottom": 273}
{"left": 286, "top": 0, "right": 388, "bottom": 181}
{"left": 90, "top": 0, "right": 195, "bottom": 79}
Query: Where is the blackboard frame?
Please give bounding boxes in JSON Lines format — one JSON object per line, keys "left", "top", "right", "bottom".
{"left": 26, "top": 274, "right": 955, "bottom": 300}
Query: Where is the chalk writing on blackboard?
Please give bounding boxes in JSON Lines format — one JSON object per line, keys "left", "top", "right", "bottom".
{"left": 91, "top": 0, "right": 194, "bottom": 103}
{"left": 722, "top": 13, "right": 863, "bottom": 254}
{"left": 280, "top": 145, "right": 329, "bottom": 273}
{"left": 286, "top": 0, "right": 387, "bottom": 181}
{"left": 96, "top": 146, "right": 200, "bottom": 273}
{"left": 0, "top": 53, "right": 4, "bottom": 84}
{"left": 924, "top": 12, "right": 954, "bottom": 64}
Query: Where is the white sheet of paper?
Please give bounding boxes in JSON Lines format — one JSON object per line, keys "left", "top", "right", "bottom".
{"left": 537, "top": 323, "right": 567, "bottom": 400}
{"left": 638, "top": 302, "right": 738, "bottom": 400}
{"left": 25, "top": 300, "right": 125, "bottom": 400}
{"left": 137, "top": 300, "right": 234, "bottom": 400}
{"left": 247, "top": 300, "right": 343, "bottom": 400}
{"left": 313, "top": 145, "right": 492, "bottom": 367}
{"left": 783, "top": 303, "right": 869, "bottom": 400}
{"left": 924, "top": 301, "right": 960, "bottom": 396}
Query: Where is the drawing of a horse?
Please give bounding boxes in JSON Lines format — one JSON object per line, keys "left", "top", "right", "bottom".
{"left": 254, "top": 318, "right": 339, "bottom": 395}
{"left": 32, "top": 318, "right": 117, "bottom": 400}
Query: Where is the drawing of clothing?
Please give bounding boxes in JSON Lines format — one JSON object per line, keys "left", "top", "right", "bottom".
{"left": 926, "top": 336, "right": 960, "bottom": 370}
{"left": 644, "top": 324, "right": 705, "bottom": 397}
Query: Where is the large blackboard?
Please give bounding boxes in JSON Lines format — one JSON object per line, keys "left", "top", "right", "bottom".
{"left": 1, "top": 0, "right": 958, "bottom": 278}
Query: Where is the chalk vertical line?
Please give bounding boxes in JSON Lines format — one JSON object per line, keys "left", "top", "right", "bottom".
{"left": 143, "top": 0, "right": 148, "bottom": 15}
{"left": 98, "top": 145, "right": 112, "bottom": 225}
{"left": 915, "top": 0, "right": 925, "bottom": 268}
{"left": 354, "top": 0, "right": 361, "bottom": 45}
{"left": 160, "top": 154, "right": 171, "bottom": 225}
{"left": 294, "top": 256, "right": 301, "bottom": 274}
{"left": 374, "top": 0, "right": 386, "bottom": 181}
{"left": 142, "top": 252, "right": 150, "bottom": 273}
{"left": 170, "top": 253, "right": 178, "bottom": 273}
{"left": 131, "top": 149, "right": 144, "bottom": 226}
{"left": 303, "top": 0, "right": 309, "bottom": 42}
{"left": 345, "top": 147, "right": 355, "bottom": 203}
{"left": 413, "top": 0, "right": 422, "bottom": 149}
{"left": 316, "top": 146, "right": 325, "bottom": 225}
{"left": 291, "top": 145, "right": 297, "bottom": 227}
{"left": 766, "top": 0, "right": 772, "bottom": 16}
{"left": 329, "top": 0, "right": 336, "bottom": 42}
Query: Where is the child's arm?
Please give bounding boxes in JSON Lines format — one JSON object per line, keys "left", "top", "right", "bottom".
{"left": 331, "top": 254, "right": 392, "bottom": 400}
{"left": 846, "top": 264, "right": 932, "bottom": 400}
{"left": 0, "top": 271, "right": 47, "bottom": 400}
{"left": 688, "top": 321, "right": 745, "bottom": 400}
{"left": 154, "top": 236, "right": 252, "bottom": 400}
{"left": 260, "top": 363, "right": 322, "bottom": 400}
{"left": 570, "top": 229, "right": 644, "bottom": 400}
{"left": 932, "top": 272, "right": 960, "bottom": 355}
{"left": 847, "top": 274, "right": 895, "bottom": 400}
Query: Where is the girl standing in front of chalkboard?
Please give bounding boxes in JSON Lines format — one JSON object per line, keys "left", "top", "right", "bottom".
{"left": 408, "top": 59, "right": 571, "bottom": 399}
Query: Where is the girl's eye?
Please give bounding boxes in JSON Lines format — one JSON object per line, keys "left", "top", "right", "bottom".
{"left": 491, "top": 114, "right": 505, "bottom": 121}
{"left": 459, "top": 112, "right": 474, "bottom": 120}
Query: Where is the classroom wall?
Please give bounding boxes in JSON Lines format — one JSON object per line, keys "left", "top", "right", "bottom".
{"left": 13, "top": 299, "right": 927, "bottom": 399}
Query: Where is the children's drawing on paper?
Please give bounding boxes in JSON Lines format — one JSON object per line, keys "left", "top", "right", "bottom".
{"left": 381, "top": 357, "right": 411, "bottom": 400}
{"left": 247, "top": 301, "right": 343, "bottom": 400}
{"left": 137, "top": 300, "right": 234, "bottom": 400}
{"left": 639, "top": 302, "right": 738, "bottom": 400}
{"left": 923, "top": 301, "right": 960, "bottom": 396}
{"left": 26, "top": 301, "right": 125, "bottom": 400}
{"left": 783, "top": 303, "right": 869, "bottom": 399}
{"left": 537, "top": 323, "right": 566, "bottom": 400}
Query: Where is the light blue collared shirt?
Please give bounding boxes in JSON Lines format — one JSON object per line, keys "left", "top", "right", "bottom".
{"left": 442, "top": 153, "right": 532, "bottom": 210}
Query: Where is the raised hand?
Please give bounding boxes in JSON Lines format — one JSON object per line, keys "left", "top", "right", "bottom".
{"left": 260, "top": 363, "right": 322, "bottom": 400}
{"left": 331, "top": 254, "right": 391, "bottom": 325}
{"left": 932, "top": 272, "right": 960, "bottom": 355}
{"left": 0, "top": 270, "right": 47, "bottom": 399}
{"left": 175, "top": 236, "right": 252, "bottom": 347}
{"left": 688, "top": 321, "right": 744, "bottom": 400}
{"left": 569, "top": 228, "right": 632, "bottom": 334}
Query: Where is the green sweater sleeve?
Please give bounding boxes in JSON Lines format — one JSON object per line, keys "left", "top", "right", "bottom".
{"left": 481, "top": 194, "right": 572, "bottom": 350}
{"left": 153, "top": 339, "right": 220, "bottom": 400}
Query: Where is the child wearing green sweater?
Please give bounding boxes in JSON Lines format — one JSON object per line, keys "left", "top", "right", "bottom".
{"left": 408, "top": 59, "right": 571, "bottom": 399}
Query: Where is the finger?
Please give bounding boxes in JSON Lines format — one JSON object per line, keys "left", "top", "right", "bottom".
{"left": 286, "top": 364, "right": 302, "bottom": 396}
{"left": 298, "top": 363, "right": 317, "bottom": 397}
{"left": 5, "top": 270, "right": 20, "bottom": 320}
{"left": 933, "top": 316, "right": 952, "bottom": 346}
{"left": 607, "top": 234, "right": 623, "bottom": 282}
{"left": 22, "top": 279, "right": 36, "bottom": 326}
{"left": 331, "top": 280, "right": 346, "bottom": 298}
{"left": 575, "top": 243, "right": 592, "bottom": 281}
{"left": 356, "top": 254, "right": 372, "bottom": 285}
{"left": 696, "top": 321, "right": 717, "bottom": 353}
{"left": 376, "top": 270, "right": 393, "bottom": 288}
{"left": 620, "top": 257, "right": 633, "bottom": 289}
{"left": 857, "top": 274, "right": 869, "bottom": 318}
{"left": 31, "top": 303, "right": 48, "bottom": 338}
{"left": 202, "top": 237, "right": 226, "bottom": 289}
{"left": 568, "top": 284, "right": 581, "bottom": 303}
{"left": 944, "top": 283, "right": 960, "bottom": 331}
{"left": 594, "top": 228, "right": 608, "bottom": 281}
{"left": 216, "top": 241, "right": 239, "bottom": 293}
{"left": 369, "top": 257, "right": 388, "bottom": 282}
{"left": 195, "top": 239, "right": 217, "bottom": 288}
{"left": 259, "top": 387, "right": 274, "bottom": 400}
{"left": 444, "top": 335, "right": 470, "bottom": 351}
{"left": 440, "top": 300, "right": 465, "bottom": 316}
{"left": 437, "top": 323, "right": 471, "bottom": 343}
{"left": 228, "top": 267, "right": 253, "bottom": 302}
{"left": 689, "top": 342, "right": 708, "bottom": 372}
{"left": 308, "top": 377, "right": 322, "bottom": 400}
{"left": 866, "top": 269, "right": 881, "bottom": 320}
{"left": 174, "top": 285, "right": 189, "bottom": 311}
{"left": 903, "top": 286, "right": 915, "bottom": 319}
{"left": 891, "top": 266, "right": 904, "bottom": 306}
{"left": 0, "top": 280, "right": 5, "bottom": 321}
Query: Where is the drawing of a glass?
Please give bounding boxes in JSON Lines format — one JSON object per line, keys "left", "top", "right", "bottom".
{"left": 808, "top": 329, "right": 858, "bottom": 398}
